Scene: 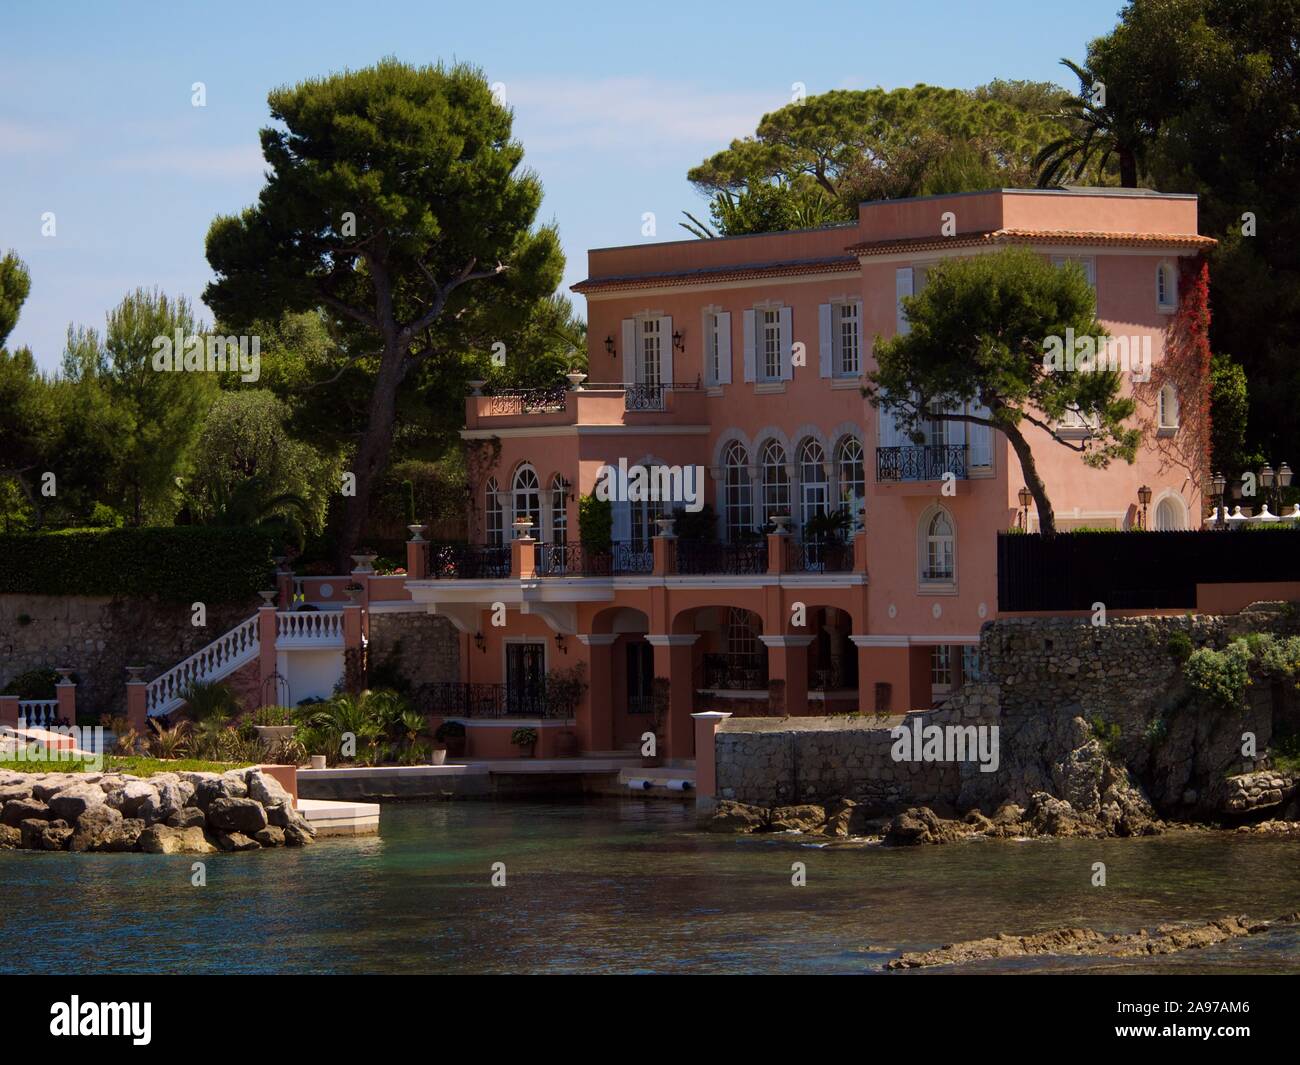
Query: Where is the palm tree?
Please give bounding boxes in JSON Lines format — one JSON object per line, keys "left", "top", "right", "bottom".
{"left": 196, "top": 474, "right": 313, "bottom": 549}
{"left": 1034, "top": 59, "right": 1144, "bottom": 189}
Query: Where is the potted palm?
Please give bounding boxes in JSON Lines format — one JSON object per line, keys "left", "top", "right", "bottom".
{"left": 435, "top": 720, "right": 466, "bottom": 759}
{"left": 511, "top": 726, "right": 538, "bottom": 758}
{"left": 400, "top": 708, "right": 443, "bottom": 765}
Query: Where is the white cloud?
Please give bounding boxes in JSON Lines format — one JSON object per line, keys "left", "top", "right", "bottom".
{"left": 508, "top": 76, "right": 777, "bottom": 156}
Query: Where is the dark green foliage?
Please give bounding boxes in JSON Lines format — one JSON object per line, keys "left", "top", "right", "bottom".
{"left": 0, "top": 527, "right": 275, "bottom": 602}
{"left": 1, "top": 667, "right": 62, "bottom": 699}
{"left": 578, "top": 494, "right": 612, "bottom": 549}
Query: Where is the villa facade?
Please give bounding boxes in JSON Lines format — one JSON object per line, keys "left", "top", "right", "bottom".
{"left": 107, "top": 187, "right": 1215, "bottom": 764}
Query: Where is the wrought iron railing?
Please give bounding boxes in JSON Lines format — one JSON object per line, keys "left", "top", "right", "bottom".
{"left": 811, "top": 663, "right": 853, "bottom": 690}
{"left": 876, "top": 444, "right": 968, "bottom": 482}
{"left": 414, "top": 681, "right": 572, "bottom": 719}
{"left": 484, "top": 385, "right": 568, "bottom": 415}
{"left": 676, "top": 540, "right": 769, "bottom": 575}
{"left": 532, "top": 541, "right": 653, "bottom": 576}
{"left": 701, "top": 653, "right": 768, "bottom": 690}
{"left": 786, "top": 540, "right": 855, "bottom": 573}
{"left": 624, "top": 383, "right": 666, "bottom": 411}
{"left": 626, "top": 694, "right": 657, "bottom": 715}
{"left": 424, "top": 543, "right": 512, "bottom": 579}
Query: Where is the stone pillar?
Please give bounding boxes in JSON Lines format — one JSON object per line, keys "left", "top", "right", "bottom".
{"left": 853, "top": 527, "right": 868, "bottom": 574}
{"left": 576, "top": 634, "right": 618, "bottom": 753}
{"left": 406, "top": 525, "right": 428, "bottom": 580}
{"left": 55, "top": 669, "right": 76, "bottom": 725}
{"left": 124, "top": 667, "right": 148, "bottom": 737}
{"left": 766, "top": 529, "right": 787, "bottom": 575}
{"left": 276, "top": 569, "right": 294, "bottom": 609}
{"left": 652, "top": 519, "right": 677, "bottom": 576}
{"left": 511, "top": 519, "right": 536, "bottom": 579}
{"left": 257, "top": 604, "right": 278, "bottom": 707}
{"left": 646, "top": 634, "right": 698, "bottom": 762}
{"left": 342, "top": 603, "right": 365, "bottom": 695}
{"left": 691, "top": 711, "right": 731, "bottom": 815}
{"left": 761, "top": 635, "right": 814, "bottom": 715}
{"left": 0, "top": 694, "right": 18, "bottom": 729}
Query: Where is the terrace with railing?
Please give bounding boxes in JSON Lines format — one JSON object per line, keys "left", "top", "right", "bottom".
{"left": 785, "top": 539, "right": 855, "bottom": 573}
{"left": 463, "top": 380, "right": 708, "bottom": 431}
{"left": 676, "top": 540, "right": 769, "bottom": 575}
{"left": 701, "top": 652, "right": 768, "bottom": 690}
{"left": 413, "top": 681, "right": 573, "bottom": 719}
{"left": 876, "top": 443, "right": 968, "bottom": 483}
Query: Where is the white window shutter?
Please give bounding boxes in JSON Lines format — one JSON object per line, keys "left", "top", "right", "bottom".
{"left": 743, "top": 310, "right": 756, "bottom": 383}
{"left": 779, "top": 306, "right": 793, "bottom": 380}
{"left": 857, "top": 302, "right": 866, "bottom": 371}
{"left": 658, "top": 315, "right": 673, "bottom": 387}
{"left": 969, "top": 401, "right": 992, "bottom": 468}
{"left": 717, "top": 312, "right": 732, "bottom": 384}
{"left": 611, "top": 496, "right": 631, "bottom": 544}
{"left": 818, "top": 303, "right": 833, "bottom": 378}
{"left": 621, "top": 319, "right": 636, "bottom": 387}
{"left": 895, "top": 268, "right": 913, "bottom": 335}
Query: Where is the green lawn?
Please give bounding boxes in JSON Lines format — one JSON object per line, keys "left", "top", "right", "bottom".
{"left": 0, "top": 755, "right": 254, "bottom": 777}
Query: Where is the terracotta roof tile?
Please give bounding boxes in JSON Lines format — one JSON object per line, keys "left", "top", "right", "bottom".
{"left": 845, "top": 228, "right": 1217, "bottom": 255}
{"left": 571, "top": 255, "right": 859, "bottom": 294}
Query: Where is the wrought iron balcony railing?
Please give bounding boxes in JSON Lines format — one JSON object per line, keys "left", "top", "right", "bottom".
{"left": 786, "top": 539, "right": 855, "bottom": 573}
{"left": 484, "top": 385, "right": 568, "bottom": 415}
{"left": 624, "top": 383, "right": 666, "bottom": 411}
{"left": 532, "top": 541, "right": 653, "bottom": 576}
{"left": 676, "top": 540, "right": 768, "bottom": 575}
{"left": 414, "top": 681, "right": 573, "bottom": 719}
{"left": 876, "top": 444, "right": 968, "bottom": 482}
{"left": 701, "top": 652, "right": 768, "bottom": 690}
{"left": 424, "top": 543, "right": 512, "bottom": 579}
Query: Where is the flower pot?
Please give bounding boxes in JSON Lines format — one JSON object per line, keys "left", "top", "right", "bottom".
{"left": 431, "top": 747, "right": 447, "bottom": 766}
{"left": 516, "top": 743, "right": 536, "bottom": 759}
{"left": 254, "top": 724, "right": 297, "bottom": 747}
{"left": 555, "top": 730, "right": 578, "bottom": 758}
{"left": 309, "top": 754, "right": 327, "bottom": 770}
{"left": 444, "top": 736, "right": 466, "bottom": 759}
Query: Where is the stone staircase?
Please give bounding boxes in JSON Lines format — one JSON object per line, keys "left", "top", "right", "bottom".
{"left": 144, "top": 614, "right": 261, "bottom": 717}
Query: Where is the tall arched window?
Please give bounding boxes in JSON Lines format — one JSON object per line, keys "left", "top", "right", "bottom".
{"left": 485, "top": 477, "right": 503, "bottom": 546}
{"left": 512, "top": 465, "right": 541, "bottom": 537}
{"left": 1156, "top": 261, "right": 1177, "bottom": 310}
{"left": 549, "top": 474, "right": 568, "bottom": 545}
{"left": 1155, "top": 496, "right": 1186, "bottom": 531}
{"left": 922, "top": 508, "right": 955, "bottom": 583}
{"left": 726, "top": 608, "right": 760, "bottom": 658}
{"left": 836, "top": 436, "right": 864, "bottom": 529}
{"left": 798, "top": 439, "right": 828, "bottom": 532}
{"left": 724, "top": 442, "right": 752, "bottom": 541}
{"left": 760, "top": 440, "right": 790, "bottom": 526}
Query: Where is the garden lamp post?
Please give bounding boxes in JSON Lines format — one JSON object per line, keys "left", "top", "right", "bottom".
{"left": 1017, "top": 486, "right": 1032, "bottom": 530}
{"left": 1137, "top": 484, "right": 1152, "bottom": 530}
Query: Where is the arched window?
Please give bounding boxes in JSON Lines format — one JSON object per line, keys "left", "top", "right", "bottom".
{"left": 1155, "top": 495, "right": 1186, "bottom": 531}
{"left": 836, "top": 437, "right": 864, "bottom": 529}
{"left": 726, "top": 608, "right": 760, "bottom": 658}
{"left": 760, "top": 440, "right": 790, "bottom": 526}
{"left": 485, "top": 477, "right": 503, "bottom": 546}
{"left": 1156, "top": 261, "right": 1177, "bottom": 310}
{"left": 549, "top": 474, "right": 568, "bottom": 545}
{"left": 724, "top": 442, "right": 752, "bottom": 542}
{"left": 922, "top": 508, "right": 955, "bottom": 583}
{"left": 1158, "top": 384, "right": 1180, "bottom": 429}
{"left": 512, "top": 465, "right": 541, "bottom": 537}
{"left": 798, "top": 439, "right": 828, "bottom": 531}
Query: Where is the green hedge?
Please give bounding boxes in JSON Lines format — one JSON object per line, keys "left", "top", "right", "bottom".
{"left": 0, "top": 527, "right": 278, "bottom": 602}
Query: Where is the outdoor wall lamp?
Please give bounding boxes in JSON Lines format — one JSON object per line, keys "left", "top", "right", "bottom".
{"left": 1017, "top": 485, "right": 1032, "bottom": 530}
{"left": 559, "top": 476, "right": 574, "bottom": 501}
{"left": 474, "top": 631, "right": 486, "bottom": 653}
{"left": 555, "top": 633, "right": 568, "bottom": 653}
{"left": 672, "top": 329, "right": 685, "bottom": 353}
{"left": 604, "top": 335, "right": 616, "bottom": 358}
{"left": 1137, "top": 484, "right": 1152, "bottom": 529}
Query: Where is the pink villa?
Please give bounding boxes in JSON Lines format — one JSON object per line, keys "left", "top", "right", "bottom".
{"left": 32, "top": 187, "right": 1225, "bottom": 765}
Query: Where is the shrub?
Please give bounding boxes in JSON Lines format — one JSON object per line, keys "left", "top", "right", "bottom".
{"left": 544, "top": 663, "right": 588, "bottom": 717}
{"left": 249, "top": 705, "right": 294, "bottom": 727}
{"left": 510, "top": 727, "right": 538, "bottom": 747}
{"left": 578, "top": 494, "right": 612, "bottom": 550}
{"left": 0, "top": 526, "right": 277, "bottom": 602}
{"left": 434, "top": 720, "right": 465, "bottom": 741}
{"left": 1183, "top": 640, "right": 1253, "bottom": 708}
{"left": 1166, "top": 630, "right": 1194, "bottom": 663}
{"left": 1, "top": 667, "right": 62, "bottom": 699}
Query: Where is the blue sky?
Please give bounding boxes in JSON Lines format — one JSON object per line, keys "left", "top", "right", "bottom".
{"left": 1, "top": 0, "right": 1124, "bottom": 371}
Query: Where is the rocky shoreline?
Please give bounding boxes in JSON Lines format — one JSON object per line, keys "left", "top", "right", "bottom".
{"left": 0, "top": 768, "right": 316, "bottom": 853}
{"left": 886, "top": 912, "right": 1300, "bottom": 969}
{"left": 706, "top": 791, "right": 1300, "bottom": 844}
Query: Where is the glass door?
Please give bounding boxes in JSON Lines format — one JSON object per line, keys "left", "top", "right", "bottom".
{"left": 505, "top": 642, "right": 546, "bottom": 715}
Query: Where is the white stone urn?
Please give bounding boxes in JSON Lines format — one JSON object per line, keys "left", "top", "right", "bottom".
{"left": 512, "top": 516, "right": 535, "bottom": 540}
{"left": 467, "top": 379, "right": 486, "bottom": 397}
{"left": 254, "top": 724, "right": 297, "bottom": 747}
{"left": 310, "top": 754, "right": 327, "bottom": 770}
{"left": 350, "top": 553, "right": 378, "bottom": 573}
{"left": 430, "top": 748, "right": 448, "bottom": 766}
{"left": 566, "top": 372, "right": 587, "bottom": 391}
{"left": 655, "top": 517, "right": 677, "bottom": 538}
{"left": 258, "top": 589, "right": 278, "bottom": 606}
{"left": 407, "top": 524, "right": 426, "bottom": 542}
{"left": 771, "top": 514, "right": 791, "bottom": 534}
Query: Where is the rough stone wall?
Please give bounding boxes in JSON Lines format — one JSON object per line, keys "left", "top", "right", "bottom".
{"left": 0, "top": 594, "right": 259, "bottom": 718}
{"left": 717, "top": 604, "right": 1300, "bottom": 816}
{"left": 366, "top": 611, "right": 460, "bottom": 689}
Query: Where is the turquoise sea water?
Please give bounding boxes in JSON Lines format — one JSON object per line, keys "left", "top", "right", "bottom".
{"left": 1, "top": 800, "right": 1297, "bottom": 974}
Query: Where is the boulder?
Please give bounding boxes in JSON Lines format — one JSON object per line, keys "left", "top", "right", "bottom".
{"left": 283, "top": 824, "right": 314, "bottom": 846}
{"left": 166, "top": 807, "right": 207, "bottom": 830}
{"left": 0, "top": 824, "right": 22, "bottom": 848}
{"left": 0, "top": 783, "right": 33, "bottom": 803}
{"left": 207, "top": 797, "right": 269, "bottom": 835}
{"left": 68, "top": 804, "right": 125, "bottom": 853}
{"left": 823, "top": 798, "right": 876, "bottom": 838}
{"left": 139, "top": 781, "right": 188, "bottom": 825}
{"left": 31, "top": 778, "right": 71, "bottom": 802}
{"left": 21, "top": 817, "right": 73, "bottom": 851}
{"left": 254, "top": 826, "right": 286, "bottom": 848}
{"left": 109, "top": 780, "right": 158, "bottom": 818}
{"left": 214, "top": 831, "right": 261, "bottom": 852}
{"left": 48, "top": 783, "right": 106, "bottom": 823}
{"left": 705, "top": 800, "right": 768, "bottom": 833}
{"left": 117, "top": 819, "right": 146, "bottom": 850}
{"left": 264, "top": 802, "right": 315, "bottom": 837}
{"left": 246, "top": 769, "right": 291, "bottom": 808}
{"left": 194, "top": 773, "right": 248, "bottom": 810}
{"left": 2, "top": 798, "right": 50, "bottom": 826}
{"left": 767, "top": 804, "right": 827, "bottom": 834}
{"left": 137, "top": 824, "right": 216, "bottom": 855}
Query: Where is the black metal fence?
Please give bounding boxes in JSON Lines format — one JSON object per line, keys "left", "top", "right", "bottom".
{"left": 997, "top": 529, "right": 1300, "bottom": 611}
{"left": 414, "top": 681, "right": 571, "bottom": 719}
{"left": 677, "top": 540, "right": 768, "bottom": 575}
{"left": 424, "top": 543, "right": 511, "bottom": 579}
{"left": 702, "top": 652, "right": 768, "bottom": 690}
{"left": 786, "top": 540, "right": 855, "bottom": 573}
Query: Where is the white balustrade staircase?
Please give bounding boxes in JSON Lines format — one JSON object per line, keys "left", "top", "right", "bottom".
{"left": 145, "top": 614, "right": 260, "bottom": 717}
